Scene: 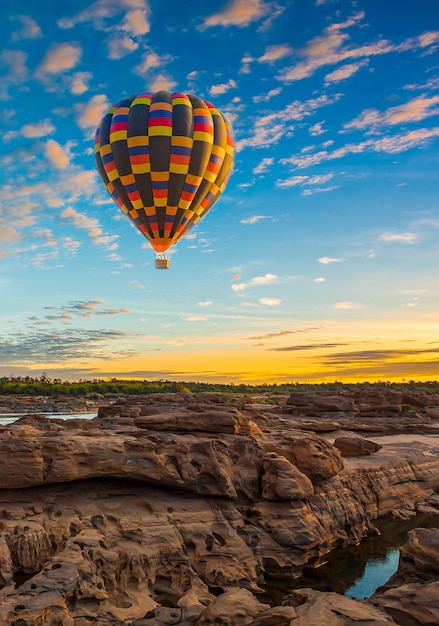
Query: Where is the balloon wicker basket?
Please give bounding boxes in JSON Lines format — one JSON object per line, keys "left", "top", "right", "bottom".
{"left": 155, "top": 257, "right": 170, "bottom": 270}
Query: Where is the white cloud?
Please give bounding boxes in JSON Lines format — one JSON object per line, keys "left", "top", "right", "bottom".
{"left": 0, "top": 49, "right": 28, "bottom": 98}
{"left": 202, "top": 0, "right": 269, "bottom": 28}
{"left": 69, "top": 72, "right": 92, "bottom": 95}
{"left": 237, "top": 93, "right": 341, "bottom": 150}
{"left": 309, "top": 121, "right": 326, "bottom": 136}
{"left": 251, "top": 273, "right": 278, "bottom": 285}
{"left": 281, "top": 127, "right": 439, "bottom": 168}
{"left": 314, "top": 277, "right": 326, "bottom": 283}
{"left": 45, "top": 140, "right": 70, "bottom": 169}
{"left": 302, "top": 185, "right": 339, "bottom": 196}
{"left": 324, "top": 60, "right": 369, "bottom": 84}
{"left": 276, "top": 175, "right": 309, "bottom": 188}
{"left": 36, "top": 43, "right": 82, "bottom": 77}
{"left": 121, "top": 8, "right": 150, "bottom": 36}
{"left": 240, "top": 215, "right": 271, "bottom": 224}
{"left": 345, "top": 95, "right": 439, "bottom": 133}
{"left": 379, "top": 232, "right": 419, "bottom": 244}
{"left": 253, "top": 87, "right": 282, "bottom": 103}
{"left": 198, "top": 301, "right": 213, "bottom": 306}
{"left": 257, "top": 44, "right": 292, "bottom": 62}
{"left": 253, "top": 157, "right": 274, "bottom": 174}
{"left": 11, "top": 15, "right": 43, "bottom": 40}
{"left": 58, "top": 0, "right": 150, "bottom": 33}
{"left": 232, "top": 283, "right": 247, "bottom": 292}
{"left": 149, "top": 74, "right": 177, "bottom": 92}
{"left": 61, "top": 207, "right": 102, "bottom": 238}
{"left": 276, "top": 173, "right": 335, "bottom": 188}
{"left": 21, "top": 120, "right": 56, "bottom": 138}
{"left": 76, "top": 94, "right": 110, "bottom": 130}
{"left": 259, "top": 297, "right": 282, "bottom": 306}
{"left": 134, "top": 52, "right": 165, "bottom": 74}
{"left": 276, "top": 14, "right": 438, "bottom": 84}
{"left": 107, "top": 35, "right": 139, "bottom": 59}
{"left": 319, "top": 256, "right": 343, "bottom": 264}
{"left": 333, "top": 301, "right": 363, "bottom": 309}
{"left": 184, "top": 315, "right": 207, "bottom": 322}
{"left": 209, "top": 79, "right": 237, "bottom": 95}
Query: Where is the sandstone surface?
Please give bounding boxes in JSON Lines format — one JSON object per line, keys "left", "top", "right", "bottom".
{"left": 0, "top": 388, "right": 438, "bottom": 624}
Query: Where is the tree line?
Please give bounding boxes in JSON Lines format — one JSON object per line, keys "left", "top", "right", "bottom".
{"left": 0, "top": 376, "right": 438, "bottom": 397}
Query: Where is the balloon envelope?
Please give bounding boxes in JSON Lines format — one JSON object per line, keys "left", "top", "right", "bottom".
{"left": 94, "top": 90, "right": 234, "bottom": 255}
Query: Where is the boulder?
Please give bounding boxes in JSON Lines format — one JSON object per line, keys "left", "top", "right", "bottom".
{"left": 261, "top": 453, "right": 314, "bottom": 501}
{"left": 334, "top": 436, "right": 382, "bottom": 457}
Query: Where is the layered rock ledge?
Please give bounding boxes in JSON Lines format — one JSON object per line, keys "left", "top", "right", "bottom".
{"left": 0, "top": 389, "right": 438, "bottom": 624}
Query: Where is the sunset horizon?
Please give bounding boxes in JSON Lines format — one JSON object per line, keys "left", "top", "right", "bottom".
{"left": 1, "top": 0, "right": 438, "bottom": 385}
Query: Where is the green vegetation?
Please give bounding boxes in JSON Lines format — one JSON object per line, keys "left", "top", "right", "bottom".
{"left": 0, "top": 376, "right": 438, "bottom": 398}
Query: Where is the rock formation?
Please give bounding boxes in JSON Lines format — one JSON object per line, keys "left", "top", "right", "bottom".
{"left": 0, "top": 388, "right": 438, "bottom": 624}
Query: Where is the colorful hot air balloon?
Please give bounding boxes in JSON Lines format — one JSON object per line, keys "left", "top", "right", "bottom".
{"left": 94, "top": 90, "right": 234, "bottom": 269}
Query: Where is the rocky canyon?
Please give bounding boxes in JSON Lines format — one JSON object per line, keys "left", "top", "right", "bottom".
{"left": 0, "top": 386, "right": 439, "bottom": 625}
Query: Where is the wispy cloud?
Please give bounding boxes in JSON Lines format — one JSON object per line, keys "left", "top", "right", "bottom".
{"left": 61, "top": 207, "right": 119, "bottom": 251}
{"left": 11, "top": 14, "right": 42, "bottom": 41}
{"left": 253, "top": 157, "right": 274, "bottom": 174}
{"left": 276, "top": 172, "right": 335, "bottom": 188}
{"left": 107, "top": 35, "right": 139, "bottom": 59}
{"left": 209, "top": 79, "right": 237, "bottom": 95}
{"left": 333, "top": 301, "right": 363, "bottom": 309}
{"left": 253, "top": 88, "right": 282, "bottom": 103}
{"left": 257, "top": 44, "right": 293, "bottom": 62}
{"left": 133, "top": 52, "right": 173, "bottom": 75}
{"left": 302, "top": 185, "right": 339, "bottom": 196}
{"left": 237, "top": 93, "right": 342, "bottom": 150}
{"left": 324, "top": 346, "right": 439, "bottom": 365}
{"left": 318, "top": 256, "right": 343, "bottom": 264}
{"left": 282, "top": 127, "right": 439, "bottom": 168}
{"left": 259, "top": 297, "right": 282, "bottom": 306}
{"left": 248, "top": 327, "right": 321, "bottom": 340}
{"left": 58, "top": 0, "right": 151, "bottom": 36}
{"left": 270, "top": 342, "right": 350, "bottom": 352}
{"left": 184, "top": 315, "right": 207, "bottom": 322}
{"left": 240, "top": 215, "right": 271, "bottom": 224}
{"left": 344, "top": 95, "right": 439, "bottom": 133}
{"left": 277, "top": 13, "right": 438, "bottom": 84}
{"left": 232, "top": 273, "right": 278, "bottom": 291}
{"left": 379, "top": 231, "right": 419, "bottom": 244}
{"left": 0, "top": 50, "right": 28, "bottom": 98}
{"left": 0, "top": 328, "right": 130, "bottom": 364}
{"left": 324, "top": 59, "right": 369, "bottom": 84}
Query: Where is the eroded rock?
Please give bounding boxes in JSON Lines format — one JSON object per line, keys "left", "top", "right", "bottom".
{"left": 0, "top": 389, "right": 438, "bottom": 625}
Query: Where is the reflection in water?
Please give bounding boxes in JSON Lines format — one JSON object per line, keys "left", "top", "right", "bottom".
{"left": 261, "top": 514, "right": 439, "bottom": 604}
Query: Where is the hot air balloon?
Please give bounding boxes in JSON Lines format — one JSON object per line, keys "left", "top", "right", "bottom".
{"left": 94, "top": 90, "right": 234, "bottom": 269}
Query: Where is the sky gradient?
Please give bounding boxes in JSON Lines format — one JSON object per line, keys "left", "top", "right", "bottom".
{"left": 1, "top": 0, "right": 438, "bottom": 384}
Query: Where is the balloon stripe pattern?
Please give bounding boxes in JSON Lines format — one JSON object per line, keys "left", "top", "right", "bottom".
{"left": 94, "top": 90, "right": 234, "bottom": 254}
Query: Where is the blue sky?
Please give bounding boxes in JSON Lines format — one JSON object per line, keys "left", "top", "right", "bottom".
{"left": 1, "top": 0, "right": 438, "bottom": 383}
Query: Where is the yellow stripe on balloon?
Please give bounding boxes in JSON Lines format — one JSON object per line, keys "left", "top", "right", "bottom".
{"left": 193, "top": 131, "right": 214, "bottom": 143}
{"left": 127, "top": 135, "right": 149, "bottom": 147}
{"left": 148, "top": 125, "right": 172, "bottom": 137}
{"left": 110, "top": 130, "right": 127, "bottom": 142}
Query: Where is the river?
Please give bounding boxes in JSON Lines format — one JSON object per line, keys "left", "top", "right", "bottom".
{"left": 0, "top": 413, "right": 97, "bottom": 426}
